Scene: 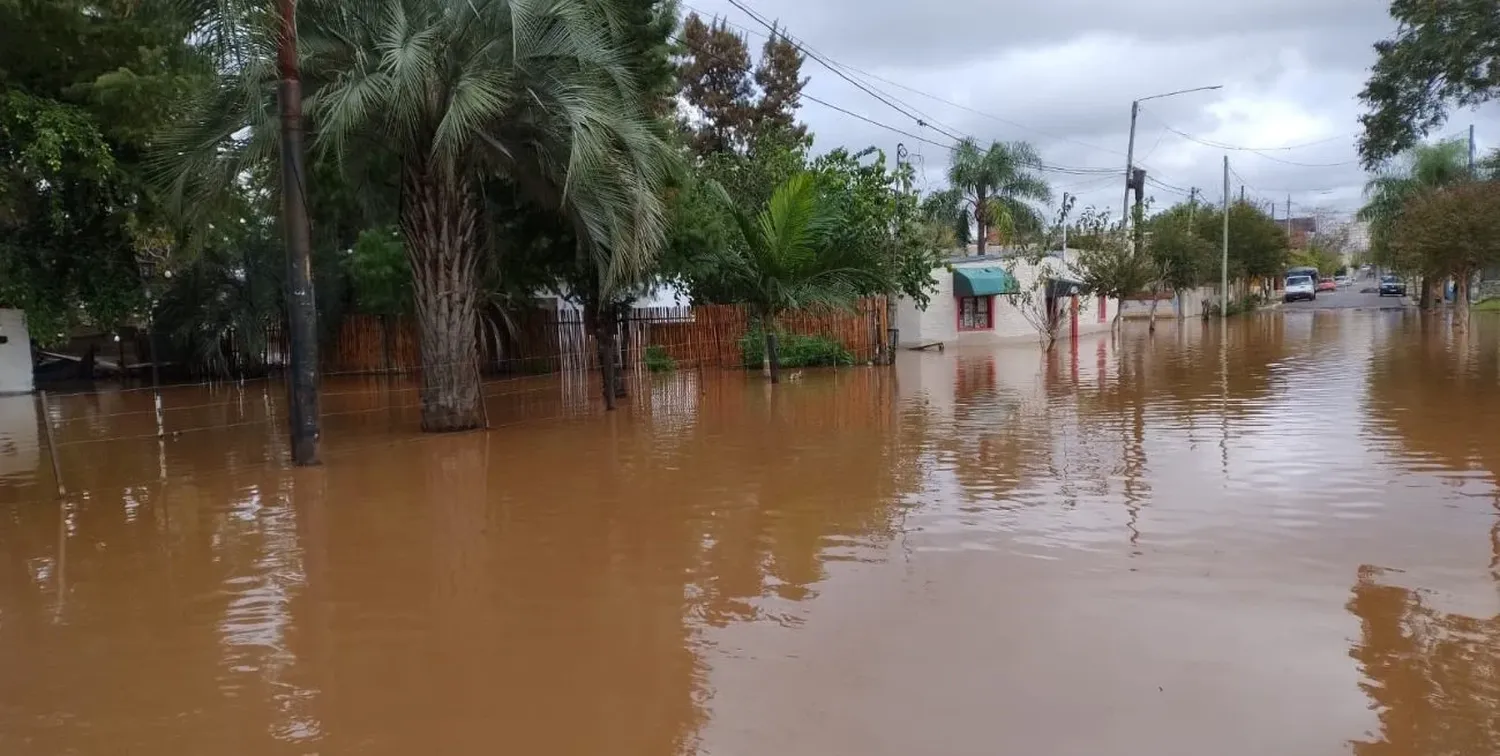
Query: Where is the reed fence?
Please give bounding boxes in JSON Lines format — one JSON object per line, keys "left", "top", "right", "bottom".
{"left": 300, "top": 298, "right": 887, "bottom": 376}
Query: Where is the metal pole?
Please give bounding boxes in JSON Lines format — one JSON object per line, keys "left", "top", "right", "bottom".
{"left": 1285, "top": 195, "right": 1292, "bottom": 245}
{"left": 278, "top": 0, "right": 321, "bottom": 465}
{"left": 1221, "top": 156, "right": 1230, "bottom": 314}
{"left": 1122, "top": 100, "right": 1138, "bottom": 230}
{"left": 38, "top": 391, "right": 64, "bottom": 498}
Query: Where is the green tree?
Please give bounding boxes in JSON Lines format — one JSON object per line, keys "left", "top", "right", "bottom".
{"left": 676, "top": 12, "right": 755, "bottom": 156}
{"left": 945, "top": 138, "right": 1052, "bottom": 256}
{"left": 345, "top": 227, "right": 411, "bottom": 373}
{"left": 751, "top": 27, "right": 809, "bottom": 146}
{"left": 1358, "top": 139, "right": 1470, "bottom": 306}
{"left": 1357, "top": 0, "right": 1500, "bottom": 167}
{"left": 1143, "top": 201, "right": 1215, "bottom": 330}
{"left": 715, "top": 173, "right": 881, "bottom": 383}
{"left": 167, "top": 0, "right": 678, "bottom": 432}
{"left": 1196, "top": 200, "right": 1287, "bottom": 284}
{"left": 1389, "top": 181, "right": 1500, "bottom": 330}
{"left": 0, "top": 0, "right": 204, "bottom": 343}
{"left": 1068, "top": 229, "right": 1154, "bottom": 331}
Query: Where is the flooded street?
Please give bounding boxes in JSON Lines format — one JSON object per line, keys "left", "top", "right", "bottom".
{"left": 2, "top": 309, "right": 1499, "bottom": 755}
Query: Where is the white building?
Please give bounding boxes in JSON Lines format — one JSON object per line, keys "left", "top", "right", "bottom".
{"left": 894, "top": 251, "right": 1120, "bottom": 347}
{"left": 0, "top": 309, "right": 34, "bottom": 394}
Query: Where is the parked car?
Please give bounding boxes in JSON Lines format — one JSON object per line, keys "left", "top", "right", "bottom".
{"left": 1317, "top": 277, "right": 1337, "bottom": 292}
{"left": 1378, "top": 275, "right": 1406, "bottom": 297}
{"left": 1335, "top": 275, "right": 1351, "bottom": 287}
{"left": 1284, "top": 275, "right": 1316, "bottom": 302}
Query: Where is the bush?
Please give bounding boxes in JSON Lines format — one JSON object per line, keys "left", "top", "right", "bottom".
{"left": 643, "top": 344, "right": 676, "bottom": 372}
{"left": 740, "top": 329, "right": 854, "bottom": 369}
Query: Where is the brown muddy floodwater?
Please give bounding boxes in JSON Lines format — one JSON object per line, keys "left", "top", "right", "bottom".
{"left": 2, "top": 309, "right": 1500, "bottom": 755}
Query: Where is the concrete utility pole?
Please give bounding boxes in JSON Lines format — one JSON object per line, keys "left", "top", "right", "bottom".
{"left": 1061, "top": 191, "right": 1071, "bottom": 266}
{"left": 1285, "top": 195, "right": 1292, "bottom": 245}
{"left": 277, "top": 0, "right": 321, "bottom": 465}
{"left": 1188, "top": 187, "right": 1198, "bottom": 225}
{"left": 1221, "top": 156, "right": 1230, "bottom": 312}
{"left": 888, "top": 143, "right": 907, "bottom": 365}
{"left": 1123, "top": 84, "right": 1222, "bottom": 233}
{"left": 1239, "top": 185, "right": 1245, "bottom": 203}
{"left": 1469, "top": 124, "right": 1476, "bottom": 174}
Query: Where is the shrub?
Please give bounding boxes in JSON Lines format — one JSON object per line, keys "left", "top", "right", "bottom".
{"left": 739, "top": 329, "right": 854, "bottom": 369}
{"left": 643, "top": 344, "right": 676, "bottom": 372}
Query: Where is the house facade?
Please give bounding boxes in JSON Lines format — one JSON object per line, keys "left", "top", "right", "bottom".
{"left": 0, "top": 309, "right": 33, "bottom": 394}
{"left": 895, "top": 251, "right": 1119, "bottom": 347}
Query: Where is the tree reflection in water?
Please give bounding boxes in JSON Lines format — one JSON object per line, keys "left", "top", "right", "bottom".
{"left": 1347, "top": 565, "right": 1500, "bottom": 754}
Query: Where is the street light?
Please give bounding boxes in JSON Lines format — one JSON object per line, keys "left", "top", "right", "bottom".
{"left": 1122, "top": 85, "right": 1223, "bottom": 230}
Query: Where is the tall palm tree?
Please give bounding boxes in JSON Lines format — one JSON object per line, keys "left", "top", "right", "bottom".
{"left": 716, "top": 173, "right": 879, "bottom": 383}
{"left": 945, "top": 138, "right": 1052, "bottom": 256}
{"left": 162, "top": 0, "right": 677, "bottom": 431}
{"left": 1358, "top": 138, "right": 1469, "bottom": 308}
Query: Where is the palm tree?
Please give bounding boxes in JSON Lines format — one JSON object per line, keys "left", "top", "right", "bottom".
{"left": 162, "top": 0, "right": 677, "bottom": 431}
{"left": 945, "top": 138, "right": 1052, "bottom": 256}
{"left": 1358, "top": 138, "right": 1469, "bottom": 308}
{"left": 717, "top": 173, "right": 879, "bottom": 383}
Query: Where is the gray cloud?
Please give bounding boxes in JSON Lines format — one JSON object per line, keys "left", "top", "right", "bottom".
{"left": 683, "top": 0, "right": 1500, "bottom": 224}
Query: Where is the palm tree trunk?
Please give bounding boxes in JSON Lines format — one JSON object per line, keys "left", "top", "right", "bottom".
{"left": 765, "top": 327, "right": 781, "bottom": 384}
{"left": 613, "top": 302, "right": 628, "bottom": 399}
{"left": 585, "top": 301, "right": 617, "bottom": 410}
{"left": 403, "top": 161, "right": 483, "bottom": 432}
{"left": 975, "top": 190, "right": 988, "bottom": 256}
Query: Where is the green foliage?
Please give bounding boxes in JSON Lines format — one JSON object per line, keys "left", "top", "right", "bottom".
{"left": 1359, "top": 139, "right": 1471, "bottom": 274}
{"left": 945, "top": 138, "right": 1052, "bottom": 253}
{"left": 1144, "top": 203, "right": 1215, "bottom": 291}
{"left": 643, "top": 344, "right": 676, "bottom": 372}
{"left": 1288, "top": 246, "right": 1342, "bottom": 276}
{"left": 1389, "top": 182, "right": 1500, "bottom": 282}
{"left": 675, "top": 12, "right": 809, "bottom": 158}
{"left": 1068, "top": 232, "right": 1155, "bottom": 306}
{"left": 740, "top": 329, "right": 853, "bottom": 369}
{"left": 345, "top": 227, "right": 410, "bottom": 317}
{"left": 1357, "top": 0, "right": 1500, "bottom": 167}
{"left": 1193, "top": 200, "right": 1287, "bottom": 281}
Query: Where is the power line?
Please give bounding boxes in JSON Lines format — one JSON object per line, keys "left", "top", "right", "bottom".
{"left": 682, "top": 3, "right": 1124, "bottom": 159}
{"left": 1138, "top": 106, "right": 1351, "bottom": 151}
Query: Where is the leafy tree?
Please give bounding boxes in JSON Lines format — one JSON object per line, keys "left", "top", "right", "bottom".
{"left": 167, "top": 0, "right": 678, "bottom": 432}
{"left": 1194, "top": 201, "right": 1287, "bottom": 284}
{"left": 1068, "top": 230, "right": 1154, "bottom": 331}
{"left": 676, "top": 13, "right": 755, "bottom": 156}
{"left": 945, "top": 138, "right": 1052, "bottom": 255}
{"left": 0, "top": 0, "right": 204, "bottom": 343}
{"left": 920, "top": 187, "right": 969, "bottom": 248}
{"left": 1358, "top": 139, "right": 1470, "bottom": 306}
{"left": 1389, "top": 181, "right": 1500, "bottom": 330}
{"left": 1357, "top": 0, "right": 1500, "bottom": 167}
{"left": 715, "top": 173, "right": 881, "bottom": 383}
{"left": 345, "top": 227, "right": 411, "bottom": 373}
{"left": 752, "top": 27, "right": 809, "bottom": 146}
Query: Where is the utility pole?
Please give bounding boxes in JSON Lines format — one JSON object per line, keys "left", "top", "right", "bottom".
{"left": 1188, "top": 187, "right": 1198, "bottom": 224}
{"left": 277, "top": 0, "right": 321, "bottom": 465}
{"left": 1123, "top": 100, "right": 1139, "bottom": 229}
{"left": 1239, "top": 185, "right": 1244, "bottom": 203}
{"left": 888, "top": 143, "right": 907, "bottom": 365}
{"left": 1221, "top": 156, "right": 1230, "bottom": 312}
{"left": 1285, "top": 195, "right": 1292, "bottom": 247}
{"left": 1061, "top": 191, "right": 1070, "bottom": 266}
{"left": 1469, "top": 124, "right": 1476, "bottom": 174}
{"left": 1122, "top": 85, "right": 1223, "bottom": 234}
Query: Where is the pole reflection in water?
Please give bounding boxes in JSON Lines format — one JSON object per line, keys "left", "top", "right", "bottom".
{"left": 0, "top": 312, "right": 1498, "bottom": 755}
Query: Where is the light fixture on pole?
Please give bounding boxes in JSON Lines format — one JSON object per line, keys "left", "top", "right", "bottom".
{"left": 1122, "top": 85, "right": 1223, "bottom": 231}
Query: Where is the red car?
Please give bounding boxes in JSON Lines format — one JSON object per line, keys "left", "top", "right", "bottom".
{"left": 1316, "top": 277, "right": 1337, "bottom": 292}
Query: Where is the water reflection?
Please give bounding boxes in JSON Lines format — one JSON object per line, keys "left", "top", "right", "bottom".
{"left": 4, "top": 312, "right": 1500, "bottom": 754}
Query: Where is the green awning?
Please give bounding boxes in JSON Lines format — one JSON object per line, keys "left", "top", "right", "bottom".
{"left": 953, "top": 267, "right": 1017, "bottom": 297}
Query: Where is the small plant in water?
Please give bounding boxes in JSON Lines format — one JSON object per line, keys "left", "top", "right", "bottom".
{"left": 643, "top": 344, "right": 676, "bottom": 373}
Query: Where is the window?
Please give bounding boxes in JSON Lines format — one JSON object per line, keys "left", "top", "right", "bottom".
{"left": 957, "top": 296, "right": 992, "bottom": 331}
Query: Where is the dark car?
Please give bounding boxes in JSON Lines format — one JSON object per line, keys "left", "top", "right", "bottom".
{"left": 1378, "top": 275, "right": 1406, "bottom": 297}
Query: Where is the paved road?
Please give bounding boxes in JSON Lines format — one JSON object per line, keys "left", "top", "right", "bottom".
{"left": 1280, "top": 284, "right": 1410, "bottom": 311}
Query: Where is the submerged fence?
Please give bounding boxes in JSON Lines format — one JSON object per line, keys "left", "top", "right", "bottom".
{"left": 295, "top": 298, "right": 890, "bottom": 376}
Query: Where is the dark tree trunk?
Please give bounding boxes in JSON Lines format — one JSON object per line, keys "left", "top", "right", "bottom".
{"left": 586, "top": 301, "right": 617, "bottom": 410}
{"left": 765, "top": 328, "right": 781, "bottom": 384}
{"left": 1419, "top": 275, "right": 1435, "bottom": 310}
{"left": 403, "top": 160, "right": 483, "bottom": 432}
{"left": 1455, "top": 267, "right": 1472, "bottom": 332}
{"left": 613, "top": 303, "right": 628, "bottom": 399}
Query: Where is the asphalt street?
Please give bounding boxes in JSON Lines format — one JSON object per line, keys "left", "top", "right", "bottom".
{"left": 1280, "top": 283, "right": 1411, "bottom": 311}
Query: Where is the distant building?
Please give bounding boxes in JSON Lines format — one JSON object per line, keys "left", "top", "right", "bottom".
{"left": 1284, "top": 217, "right": 1318, "bottom": 249}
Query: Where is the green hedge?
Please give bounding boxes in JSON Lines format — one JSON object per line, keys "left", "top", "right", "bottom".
{"left": 643, "top": 344, "right": 676, "bottom": 372}
{"left": 739, "top": 329, "right": 854, "bottom": 369}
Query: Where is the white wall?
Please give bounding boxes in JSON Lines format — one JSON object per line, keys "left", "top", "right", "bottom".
{"left": 895, "top": 254, "right": 1119, "bottom": 348}
{"left": 0, "top": 309, "right": 33, "bottom": 395}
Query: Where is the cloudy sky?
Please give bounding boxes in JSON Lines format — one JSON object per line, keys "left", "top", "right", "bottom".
{"left": 679, "top": 0, "right": 1500, "bottom": 226}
